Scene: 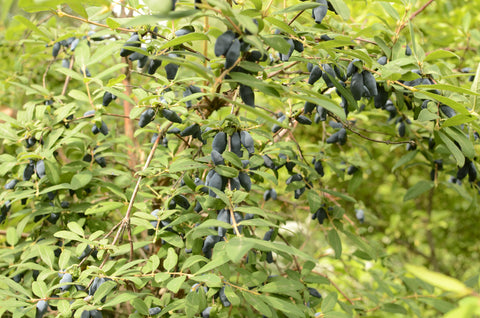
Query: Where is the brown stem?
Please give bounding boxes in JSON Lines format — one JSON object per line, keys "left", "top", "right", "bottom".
{"left": 122, "top": 57, "right": 137, "bottom": 168}
{"left": 425, "top": 186, "right": 438, "bottom": 270}
{"left": 329, "top": 114, "right": 414, "bottom": 146}
{"left": 312, "top": 270, "right": 354, "bottom": 305}
{"left": 99, "top": 126, "right": 162, "bottom": 269}
{"left": 397, "top": 0, "right": 436, "bottom": 34}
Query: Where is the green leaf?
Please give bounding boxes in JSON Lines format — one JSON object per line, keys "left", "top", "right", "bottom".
{"left": 321, "top": 292, "right": 338, "bottom": 313}
{"left": 264, "top": 17, "right": 296, "bottom": 36}
{"left": 85, "top": 202, "right": 124, "bottom": 215}
{"left": 242, "top": 292, "right": 272, "bottom": 317}
{"left": 379, "top": 2, "right": 400, "bottom": 20}
{"left": 263, "top": 295, "right": 305, "bottom": 318}
{"left": 0, "top": 277, "right": 31, "bottom": 299}
{"left": 436, "top": 131, "right": 465, "bottom": 166}
{"left": 327, "top": 229, "right": 342, "bottom": 259}
{"left": 32, "top": 281, "right": 47, "bottom": 298}
{"left": 442, "top": 114, "right": 477, "bottom": 127}
{"left": 263, "top": 35, "right": 291, "bottom": 54}
{"left": 417, "top": 108, "right": 439, "bottom": 122}
{"left": 403, "top": 180, "right": 434, "bottom": 201}
{"left": 93, "top": 280, "right": 116, "bottom": 305}
{"left": 190, "top": 273, "right": 222, "bottom": 288}
{"left": 321, "top": 188, "right": 356, "bottom": 203}
{"left": 417, "top": 298, "right": 455, "bottom": 313}
{"left": 169, "top": 158, "right": 207, "bottom": 173}
{"left": 58, "top": 249, "right": 71, "bottom": 270}
{"left": 259, "top": 279, "right": 304, "bottom": 294}
{"left": 164, "top": 247, "right": 178, "bottom": 272}
{"left": 296, "top": 92, "right": 346, "bottom": 121}
{"left": 13, "top": 15, "right": 49, "bottom": 40}
{"left": 307, "top": 189, "right": 323, "bottom": 213}
{"left": 382, "top": 303, "right": 408, "bottom": 314}
{"left": 223, "top": 285, "right": 241, "bottom": 306}
{"left": 273, "top": 2, "right": 322, "bottom": 14}
{"left": 160, "top": 33, "right": 209, "bottom": 50}
{"left": 131, "top": 297, "right": 149, "bottom": 315}
{"left": 37, "top": 245, "right": 55, "bottom": 269}
{"left": 415, "top": 84, "right": 480, "bottom": 96}
{"left": 6, "top": 227, "right": 18, "bottom": 246}
{"left": 166, "top": 275, "right": 187, "bottom": 293}
{"left": 70, "top": 170, "right": 92, "bottom": 190}
{"left": 444, "top": 126, "right": 475, "bottom": 159}
{"left": 67, "top": 221, "right": 85, "bottom": 237}
{"left": 214, "top": 165, "right": 239, "bottom": 178}
{"left": 423, "top": 50, "right": 460, "bottom": 62}
{"left": 405, "top": 264, "right": 472, "bottom": 296}
{"left": 226, "top": 237, "right": 255, "bottom": 263}
{"left": 470, "top": 63, "right": 480, "bottom": 112}
{"left": 103, "top": 293, "right": 138, "bottom": 308}
{"left": 106, "top": 17, "right": 121, "bottom": 30}
{"left": 329, "top": 0, "right": 350, "bottom": 20}
{"left": 392, "top": 150, "right": 418, "bottom": 172}
{"left": 414, "top": 90, "right": 469, "bottom": 115}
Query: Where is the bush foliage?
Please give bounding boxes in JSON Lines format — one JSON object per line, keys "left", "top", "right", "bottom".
{"left": 1, "top": 0, "right": 480, "bottom": 317}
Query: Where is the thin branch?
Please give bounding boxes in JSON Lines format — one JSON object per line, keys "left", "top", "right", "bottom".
{"left": 55, "top": 10, "right": 133, "bottom": 33}
{"left": 288, "top": 10, "right": 305, "bottom": 26}
{"left": 312, "top": 270, "right": 354, "bottom": 305}
{"left": 329, "top": 114, "right": 414, "bottom": 146}
{"left": 99, "top": 125, "right": 162, "bottom": 269}
{"left": 425, "top": 186, "right": 438, "bottom": 270}
{"left": 61, "top": 56, "right": 75, "bottom": 96}
{"left": 397, "top": 0, "right": 436, "bottom": 34}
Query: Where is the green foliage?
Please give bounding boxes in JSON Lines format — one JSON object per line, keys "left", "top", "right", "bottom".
{"left": 1, "top": 0, "right": 480, "bottom": 317}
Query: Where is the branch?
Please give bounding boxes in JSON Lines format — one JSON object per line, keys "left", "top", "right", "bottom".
{"left": 99, "top": 125, "right": 163, "bottom": 269}
{"left": 329, "top": 114, "right": 414, "bottom": 146}
{"left": 397, "top": 0, "right": 436, "bottom": 34}
{"left": 312, "top": 270, "right": 354, "bottom": 305}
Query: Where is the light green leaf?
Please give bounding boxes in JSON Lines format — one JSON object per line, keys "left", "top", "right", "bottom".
{"left": 93, "top": 280, "right": 116, "bottom": 305}
{"left": 424, "top": 50, "right": 460, "bottom": 62}
{"left": 329, "top": 0, "right": 350, "bottom": 20}
{"left": 214, "top": 165, "right": 239, "bottom": 178}
{"left": 164, "top": 248, "right": 178, "bottom": 272}
{"left": 417, "top": 109, "right": 439, "bottom": 122}
{"left": 392, "top": 150, "right": 418, "bottom": 172}
{"left": 403, "top": 180, "right": 434, "bottom": 201}
{"left": 85, "top": 202, "right": 124, "bottom": 215}
{"left": 321, "top": 292, "right": 338, "bottom": 313}
{"left": 415, "top": 84, "right": 480, "bottom": 96}
{"left": 436, "top": 131, "right": 465, "bottom": 166}
{"left": 321, "top": 188, "right": 356, "bottom": 203}
{"left": 70, "top": 170, "right": 92, "bottom": 190}
{"left": 382, "top": 303, "right": 408, "bottom": 314}
{"left": 405, "top": 264, "right": 473, "bottom": 296}
{"left": 442, "top": 114, "right": 477, "bottom": 127}
{"left": 327, "top": 229, "right": 342, "bottom": 259}
{"left": 67, "top": 222, "right": 85, "bottom": 237}
{"left": 166, "top": 275, "right": 187, "bottom": 293}
{"left": 160, "top": 33, "right": 209, "bottom": 50}
{"left": 415, "top": 90, "right": 469, "bottom": 115}
{"left": 226, "top": 237, "right": 255, "bottom": 263}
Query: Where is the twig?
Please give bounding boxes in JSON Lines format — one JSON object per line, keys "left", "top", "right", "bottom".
{"left": 288, "top": 10, "right": 305, "bottom": 26}
{"left": 267, "top": 61, "right": 301, "bottom": 78}
{"left": 329, "top": 114, "right": 414, "bottom": 146}
{"left": 0, "top": 230, "right": 29, "bottom": 238}
{"left": 61, "top": 56, "right": 75, "bottom": 96}
{"left": 425, "top": 186, "right": 438, "bottom": 270}
{"left": 99, "top": 125, "right": 162, "bottom": 269}
{"left": 397, "top": 0, "right": 436, "bottom": 34}
{"left": 54, "top": 10, "right": 133, "bottom": 33}
{"left": 312, "top": 270, "right": 354, "bottom": 305}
